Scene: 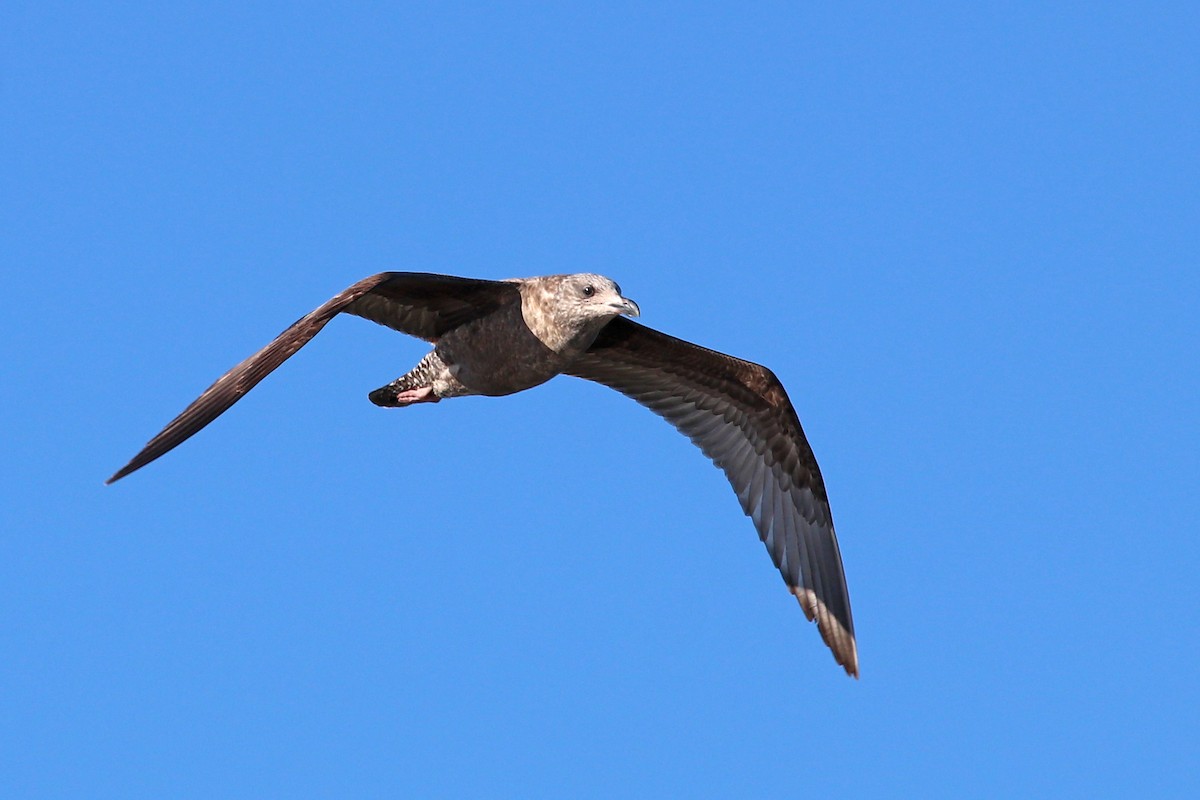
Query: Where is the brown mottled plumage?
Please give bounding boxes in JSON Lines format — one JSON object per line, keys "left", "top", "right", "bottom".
{"left": 108, "top": 272, "right": 857, "bottom": 676}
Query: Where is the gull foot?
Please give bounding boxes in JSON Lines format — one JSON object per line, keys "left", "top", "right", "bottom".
{"left": 368, "top": 385, "right": 440, "bottom": 407}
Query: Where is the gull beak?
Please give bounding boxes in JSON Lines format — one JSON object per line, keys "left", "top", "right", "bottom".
{"left": 612, "top": 296, "right": 640, "bottom": 317}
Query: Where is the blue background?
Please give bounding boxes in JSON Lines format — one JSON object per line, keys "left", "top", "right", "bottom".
{"left": 4, "top": 3, "right": 1197, "bottom": 797}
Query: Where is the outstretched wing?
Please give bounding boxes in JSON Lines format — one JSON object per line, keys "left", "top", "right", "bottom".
{"left": 566, "top": 317, "right": 857, "bottom": 676}
{"left": 107, "top": 272, "right": 517, "bottom": 484}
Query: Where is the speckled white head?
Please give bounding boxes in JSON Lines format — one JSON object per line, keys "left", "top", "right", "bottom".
{"left": 558, "top": 273, "right": 640, "bottom": 320}
{"left": 518, "top": 273, "right": 640, "bottom": 353}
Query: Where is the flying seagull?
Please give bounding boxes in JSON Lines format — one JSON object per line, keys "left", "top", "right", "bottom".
{"left": 108, "top": 272, "right": 857, "bottom": 676}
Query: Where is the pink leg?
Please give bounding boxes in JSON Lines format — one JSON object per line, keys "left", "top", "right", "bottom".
{"left": 390, "top": 386, "right": 440, "bottom": 405}
{"left": 369, "top": 382, "right": 442, "bottom": 407}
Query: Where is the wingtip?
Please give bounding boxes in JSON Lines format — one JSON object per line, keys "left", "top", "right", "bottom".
{"left": 105, "top": 464, "right": 132, "bottom": 485}
{"left": 839, "top": 634, "right": 860, "bottom": 679}
{"left": 791, "top": 586, "right": 859, "bottom": 679}
{"left": 837, "top": 644, "right": 860, "bottom": 679}
{"left": 838, "top": 645, "right": 860, "bottom": 679}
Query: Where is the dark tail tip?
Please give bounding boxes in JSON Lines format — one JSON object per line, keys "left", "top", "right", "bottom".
{"left": 368, "top": 387, "right": 399, "bottom": 407}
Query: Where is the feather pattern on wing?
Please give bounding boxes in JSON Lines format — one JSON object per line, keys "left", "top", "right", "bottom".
{"left": 106, "top": 273, "right": 517, "bottom": 483}
{"left": 566, "top": 317, "right": 858, "bottom": 676}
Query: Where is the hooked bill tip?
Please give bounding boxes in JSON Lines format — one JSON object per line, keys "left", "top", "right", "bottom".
{"left": 617, "top": 297, "right": 640, "bottom": 317}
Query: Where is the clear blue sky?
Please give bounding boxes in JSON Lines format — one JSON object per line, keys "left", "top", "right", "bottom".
{"left": 3, "top": 2, "right": 1197, "bottom": 797}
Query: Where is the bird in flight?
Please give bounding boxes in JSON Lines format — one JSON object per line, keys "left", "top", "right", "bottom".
{"left": 108, "top": 272, "right": 857, "bottom": 676}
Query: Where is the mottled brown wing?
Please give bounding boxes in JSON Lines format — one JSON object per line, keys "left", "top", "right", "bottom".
{"left": 107, "top": 272, "right": 517, "bottom": 484}
{"left": 566, "top": 317, "right": 857, "bottom": 676}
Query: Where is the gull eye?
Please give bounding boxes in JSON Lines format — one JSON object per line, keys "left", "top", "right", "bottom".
{"left": 582, "top": 284, "right": 595, "bottom": 298}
